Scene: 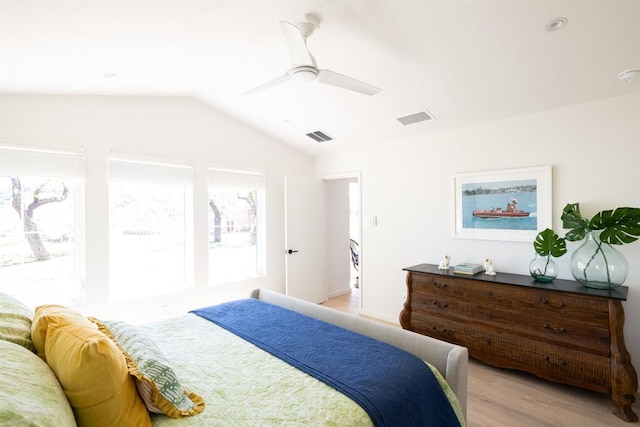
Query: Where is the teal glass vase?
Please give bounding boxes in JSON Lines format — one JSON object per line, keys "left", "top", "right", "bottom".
{"left": 570, "top": 231, "right": 628, "bottom": 289}
{"left": 529, "top": 254, "right": 558, "bottom": 282}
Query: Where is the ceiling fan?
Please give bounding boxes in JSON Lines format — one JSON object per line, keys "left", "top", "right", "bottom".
{"left": 245, "top": 15, "right": 382, "bottom": 96}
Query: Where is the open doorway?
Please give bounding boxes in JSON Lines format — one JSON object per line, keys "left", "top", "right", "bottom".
{"left": 324, "top": 174, "right": 361, "bottom": 309}
{"left": 348, "top": 181, "right": 360, "bottom": 292}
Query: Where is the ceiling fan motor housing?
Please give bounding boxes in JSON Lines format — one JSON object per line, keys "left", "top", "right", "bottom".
{"left": 296, "top": 21, "right": 316, "bottom": 38}
{"left": 291, "top": 66, "right": 318, "bottom": 82}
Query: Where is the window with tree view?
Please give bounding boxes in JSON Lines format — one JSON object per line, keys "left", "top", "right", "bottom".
{"left": 208, "top": 169, "right": 265, "bottom": 284}
{"left": 109, "top": 158, "right": 193, "bottom": 302}
{"left": 0, "top": 146, "right": 84, "bottom": 307}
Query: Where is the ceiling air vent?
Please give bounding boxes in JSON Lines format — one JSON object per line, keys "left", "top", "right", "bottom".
{"left": 397, "top": 109, "right": 436, "bottom": 126}
{"left": 305, "top": 130, "right": 334, "bottom": 142}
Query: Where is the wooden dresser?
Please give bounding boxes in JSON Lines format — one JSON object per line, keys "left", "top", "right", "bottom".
{"left": 400, "top": 263, "right": 638, "bottom": 422}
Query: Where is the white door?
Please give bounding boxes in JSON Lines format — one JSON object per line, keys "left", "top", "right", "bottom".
{"left": 284, "top": 176, "right": 326, "bottom": 303}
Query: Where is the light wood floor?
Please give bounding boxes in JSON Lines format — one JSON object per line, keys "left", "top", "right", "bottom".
{"left": 322, "top": 291, "right": 638, "bottom": 427}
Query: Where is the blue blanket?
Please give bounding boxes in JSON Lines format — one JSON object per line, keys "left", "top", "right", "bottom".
{"left": 191, "top": 299, "right": 460, "bottom": 427}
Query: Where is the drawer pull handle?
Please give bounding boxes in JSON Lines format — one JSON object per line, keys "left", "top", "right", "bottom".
{"left": 539, "top": 297, "right": 565, "bottom": 309}
{"left": 432, "top": 281, "right": 447, "bottom": 289}
{"left": 543, "top": 324, "right": 566, "bottom": 334}
{"left": 487, "top": 313, "right": 494, "bottom": 320}
{"left": 544, "top": 355, "right": 567, "bottom": 367}
{"left": 431, "top": 326, "right": 449, "bottom": 334}
{"left": 486, "top": 339, "right": 492, "bottom": 346}
{"left": 432, "top": 301, "right": 448, "bottom": 308}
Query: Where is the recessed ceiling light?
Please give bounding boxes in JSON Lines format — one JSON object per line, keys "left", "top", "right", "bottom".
{"left": 618, "top": 69, "right": 640, "bottom": 83}
{"left": 102, "top": 72, "right": 117, "bottom": 78}
{"left": 546, "top": 17, "right": 567, "bottom": 32}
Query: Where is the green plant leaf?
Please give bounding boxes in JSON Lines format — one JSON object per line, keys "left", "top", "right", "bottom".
{"left": 533, "top": 228, "right": 567, "bottom": 257}
{"left": 561, "top": 203, "right": 589, "bottom": 241}
{"left": 590, "top": 207, "right": 640, "bottom": 245}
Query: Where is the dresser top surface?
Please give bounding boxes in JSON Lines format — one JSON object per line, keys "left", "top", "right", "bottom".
{"left": 403, "top": 263, "right": 629, "bottom": 301}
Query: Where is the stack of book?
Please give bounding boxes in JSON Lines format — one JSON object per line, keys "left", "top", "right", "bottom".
{"left": 453, "top": 263, "right": 484, "bottom": 275}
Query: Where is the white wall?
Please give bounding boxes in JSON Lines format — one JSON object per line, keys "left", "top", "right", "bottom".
{"left": 0, "top": 94, "right": 316, "bottom": 320}
{"left": 317, "top": 93, "right": 640, "bottom": 370}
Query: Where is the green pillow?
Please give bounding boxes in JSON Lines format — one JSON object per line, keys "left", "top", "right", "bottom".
{"left": 90, "top": 317, "right": 204, "bottom": 419}
{"left": 0, "top": 292, "right": 35, "bottom": 351}
{"left": 0, "top": 339, "right": 76, "bottom": 426}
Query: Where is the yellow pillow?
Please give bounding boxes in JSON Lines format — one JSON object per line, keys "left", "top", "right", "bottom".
{"left": 31, "top": 303, "right": 87, "bottom": 360}
{"left": 31, "top": 305, "right": 151, "bottom": 427}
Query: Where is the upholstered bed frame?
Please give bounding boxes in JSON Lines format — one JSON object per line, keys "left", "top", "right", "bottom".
{"left": 251, "top": 288, "right": 469, "bottom": 418}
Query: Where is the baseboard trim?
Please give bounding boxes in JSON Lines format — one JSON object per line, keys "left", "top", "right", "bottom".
{"left": 359, "top": 308, "right": 400, "bottom": 326}
{"left": 327, "top": 288, "right": 353, "bottom": 299}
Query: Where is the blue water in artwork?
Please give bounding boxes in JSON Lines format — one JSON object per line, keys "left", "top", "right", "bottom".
{"left": 462, "top": 191, "right": 537, "bottom": 230}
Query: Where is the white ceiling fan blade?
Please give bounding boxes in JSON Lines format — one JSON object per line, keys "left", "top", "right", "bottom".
{"left": 317, "top": 69, "right": 382, "bottom": 96}
{"left": 280, "top": 21, "right": 314, "bottom": 67}
{"left": 243, "top": 72, "right": 292, "bottom": 95}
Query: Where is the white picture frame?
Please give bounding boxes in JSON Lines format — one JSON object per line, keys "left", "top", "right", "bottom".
{"left": 454, "top": 166, "right": 552, "bottom": 242}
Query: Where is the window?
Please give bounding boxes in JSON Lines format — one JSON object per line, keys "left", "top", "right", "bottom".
{"left": 0, "top": 146, "right": 84, "bottom": 307}
{"left": 109, "top": 157, "right": 193, "bottom": 302}
{"left": 208, "top": 169, "right": 265, "bottom": 284}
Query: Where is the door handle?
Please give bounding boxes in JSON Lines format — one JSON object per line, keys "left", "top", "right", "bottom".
{"left": 287, "top": 249, "right": 299, "bottom": 254}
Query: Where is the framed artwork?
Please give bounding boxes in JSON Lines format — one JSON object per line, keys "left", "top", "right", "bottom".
{"left": 454, "top": 166, "right": 552, "bottom": 242}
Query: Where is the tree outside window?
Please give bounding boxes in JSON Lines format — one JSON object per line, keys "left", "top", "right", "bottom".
{"left": 0, "top": 176, "right": 82, "bottom": 306}
{"left": 208, "top": 169, "right": 265, "bottom": 285}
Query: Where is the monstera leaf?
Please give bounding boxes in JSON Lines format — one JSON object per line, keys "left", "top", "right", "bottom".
{"left": 561, "top": 203, "right": 640, "bottom": 245}
{"left": 561, "top": 203, "right": 590, "bottom": 242}
{"left": 533, "top": 228, "right": 567, "bottom": 257}
{"left": 589, "top": 207, "right": 640, "bottom": 245}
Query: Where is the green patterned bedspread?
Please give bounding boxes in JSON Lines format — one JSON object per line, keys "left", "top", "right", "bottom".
{"left": 143, "top": 314, "right": 464, "bottom": 426}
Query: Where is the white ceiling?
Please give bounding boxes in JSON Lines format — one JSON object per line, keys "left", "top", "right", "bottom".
{"left": 1, "top": 0, "right": 639, "bottom": 156}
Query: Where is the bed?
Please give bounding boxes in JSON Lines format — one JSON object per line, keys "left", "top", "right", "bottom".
{"left": 0, "top": 288, "right": 468, "bottom": 426}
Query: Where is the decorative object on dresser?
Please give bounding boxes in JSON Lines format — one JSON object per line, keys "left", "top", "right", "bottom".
{"left": 482, "top": 258, "right": 496, "bottom": 276}
{"left": 529, "top": 228, "right": 567, "bottom": 282}
{"left": 452, "top": 262, "right": 483, "bottom": 275}
{"left": 400, "top": 263, "right": 638, "bottom": 422}
{"left": 438, "top": 255, "right": 451, "bottom": 270}
{"left": 561, "top": 203, "right": 640, "bottom": 289}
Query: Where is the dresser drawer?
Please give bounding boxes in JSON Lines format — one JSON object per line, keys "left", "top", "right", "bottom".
{"left": 410, "top": 272, "right": 609, "bottom": 328}
{"left": 410, "top": 293, "right": 610, "bottom": 355}
{"left": 409, "top": 311, "right": 611, "bottom": 392}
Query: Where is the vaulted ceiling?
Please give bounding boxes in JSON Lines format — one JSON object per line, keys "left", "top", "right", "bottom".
{"left": 1, "top": 1, "right": 639, "bottom": 156}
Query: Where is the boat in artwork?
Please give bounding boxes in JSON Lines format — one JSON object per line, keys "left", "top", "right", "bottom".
{"left": 472, "top": 209, "right": 530, "bottom": 218}
{"left": 472, "top": 198, "right": 530, "bottom": 218}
